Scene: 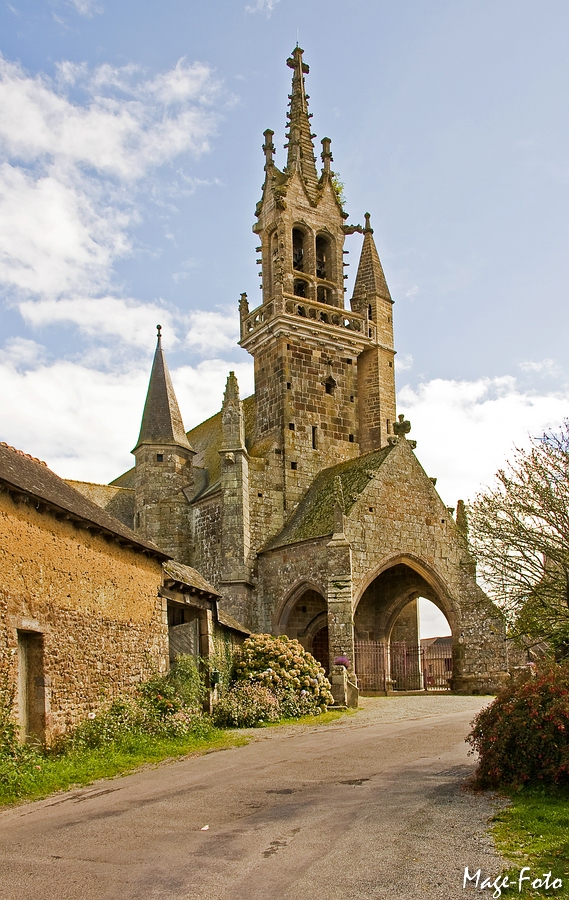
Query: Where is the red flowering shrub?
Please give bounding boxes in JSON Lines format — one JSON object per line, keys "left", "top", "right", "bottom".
{"left": 467, "top": 660, "right": 569, "bottom": 787}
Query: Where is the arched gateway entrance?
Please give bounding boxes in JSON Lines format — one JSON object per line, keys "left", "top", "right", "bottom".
{"left": 354, "top": 562, "right": 455, "bottom": 692}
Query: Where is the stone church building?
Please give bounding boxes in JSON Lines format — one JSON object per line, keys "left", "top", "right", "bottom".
{"left": 105, "top": 47, "right": 508, "bottom": 694}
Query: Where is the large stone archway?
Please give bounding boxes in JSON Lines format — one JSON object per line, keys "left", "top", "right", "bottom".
{"left": 353, "top": 560, "right": 457, "bottom": 692}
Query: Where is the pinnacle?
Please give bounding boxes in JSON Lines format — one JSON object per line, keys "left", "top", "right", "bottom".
{"left": 134, "top": 330, "right": 193, "bottom": 452}
{"left": 284, "top": 46, "right": 319, "bottom": 197}
{"left": 352, "top": 215, "right": 392, "bottom": 302}
{"left": 223, "top": 370, "right": 241, "bottom": 404}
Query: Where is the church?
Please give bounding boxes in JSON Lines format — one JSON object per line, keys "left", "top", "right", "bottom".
{"left": 97, "top": 47, "right": 508, "bottom": 695}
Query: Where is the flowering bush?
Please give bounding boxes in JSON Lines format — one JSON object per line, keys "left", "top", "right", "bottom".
{"left": 467, "top": 660, "right": 569, "bottom": 787}
{"left": 333, "top": 656, "right": 351, "bottom": 668}
{"left": 212, "top": 682, "right": 280, "bottom": 728}
{"left": 233, "top": 634, "right": 333, "bottom": 714}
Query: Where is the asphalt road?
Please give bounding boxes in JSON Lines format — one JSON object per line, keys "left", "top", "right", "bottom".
{"left": 0, "top": 696, "right": 505, "bottom": 900}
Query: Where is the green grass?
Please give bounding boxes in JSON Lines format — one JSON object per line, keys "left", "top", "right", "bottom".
{"left": 270, "top": 707, "right": 359, "bottom": 727}
{"left": 0, "top": 706, "right": 356, "bottom": 808}
{"left": 0, "top": 728, "right": 247, "bottom": 808}
{"left": 491, "top": 788, "right": 569, "bottom": 897}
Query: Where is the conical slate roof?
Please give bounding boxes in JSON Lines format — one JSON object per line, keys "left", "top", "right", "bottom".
{"left": 284, "top": 46, "right": 319, "bottom": 198}
{"left": 352, "top": 214, "right": 392, "bottom": 302}
{"left": 133, "top": 327, "right": 192, "bottom": 452}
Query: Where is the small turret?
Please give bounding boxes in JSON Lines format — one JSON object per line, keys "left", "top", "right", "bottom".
{"left": 352, "top": 216, "right": 397, "bottom": 451}
{"left": 133, "top": 326, "right": 194, "bottom": 562}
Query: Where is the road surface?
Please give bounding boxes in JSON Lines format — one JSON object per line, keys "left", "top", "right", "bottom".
{"left": 0, "top": 696, "right": 505, "bottom": 900}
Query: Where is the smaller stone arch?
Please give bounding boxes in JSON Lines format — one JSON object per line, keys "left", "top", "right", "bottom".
{"left": 273, "top": 582, "right": 327, "bottom": 661}
{"left": 273, "top": 579, "right": 326, "bottom": 632}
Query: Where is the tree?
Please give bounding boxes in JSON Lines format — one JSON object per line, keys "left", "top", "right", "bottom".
{"left": 469, "top": 423, "right": 569, "bottom": 654}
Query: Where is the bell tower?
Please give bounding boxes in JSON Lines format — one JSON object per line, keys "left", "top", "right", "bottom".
{"left": 239, "top": 47, "right": 396, "bottom": 515}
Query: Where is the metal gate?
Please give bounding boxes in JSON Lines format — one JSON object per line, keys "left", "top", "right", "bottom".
{"left": 354, "top": 639, "right": 452, "bottom": 692}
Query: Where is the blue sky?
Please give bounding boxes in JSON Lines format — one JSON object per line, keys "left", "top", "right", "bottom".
{"left": 1, "top": 0, "right": 569, "bottom": 520}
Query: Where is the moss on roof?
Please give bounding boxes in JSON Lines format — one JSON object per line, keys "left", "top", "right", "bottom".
{"left": 263, "top": 444, "right": 394, "bottom": 551}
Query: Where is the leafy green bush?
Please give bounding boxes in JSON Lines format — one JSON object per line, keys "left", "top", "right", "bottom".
{"left": 467, "top": 660, "right": 569, "bottom": 787}
{"left": 64, "top": 655, "right": 207, "bottom": 750}
{"left": 212, "top": 682, "right": 280, "bottom": 727}
{"left": 233, "top": 634, "right": 333, "bottom": 714}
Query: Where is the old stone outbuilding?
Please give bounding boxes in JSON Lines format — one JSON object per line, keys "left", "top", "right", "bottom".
{"left": 0, "top": 442, "right": 248, "bottom": 743}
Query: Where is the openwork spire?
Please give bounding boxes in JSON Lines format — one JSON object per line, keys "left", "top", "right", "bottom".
{"left": 352, "top": 213, "right": 392, "bottom": 302}
{"left": 285, "top": 46, "right": 319, "bottom": 197}
{"left": 134, "top": 327, "right": 192, "bottom": 451}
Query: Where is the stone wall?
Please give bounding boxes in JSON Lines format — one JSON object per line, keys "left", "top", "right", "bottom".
{"left": 191, "top": 493, "right": 222, "bottom": 589}
{"left": 0, "top": 490, "right": 167, "bottom": 742}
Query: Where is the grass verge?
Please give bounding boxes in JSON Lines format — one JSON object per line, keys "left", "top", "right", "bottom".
{"left": 0, "top": 728, "right": 247, "bottom": 808}
{"left": 491, "top": 788, "right": 569, "bottom": 897}
{"left": 0, "top": 707, "right": 356, "bottom": 808}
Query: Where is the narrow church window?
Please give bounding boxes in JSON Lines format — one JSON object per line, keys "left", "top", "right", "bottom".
{"left": 292, "top": 228, "right": 304, "bottom": 272}
{"left": 290, "top": 461, "right": 297, "bottom": 470}
{"left": 289, "top": 422, "right": 295, "bottom": 431}
{"left": 350, "top": 395, "right": 354, "bottom": 402}
{"left": 258, "top": 492, "right": 263, "bottom": 497}
{"left": 312, "top": 426, "right": 317, "bottom": 449}
{"left": 317, "top": 286, "right": 330, "bottom": 304}
{"left": 349, "top": 434, "right": 355, "bottom": 442}
{"left": 387, "top": 418, "right": 391, "bottom": 434}
{"left": 287, "top": 382, "right": 291, "bottom": 390}
{"left": 294, "top": 281, "right": 307, "bottom": 299}
{"left": 136, "top": 512, "right": 141, "bottom": 527}
{"left": 274, "top": 448, "right": 282, "bottom": 455}
{"left": 388, "top": 361, "right": 393, "bottom": 368}
{"left": 301, "top": 606, "right": 307, "bottom": 613}
{"left": 156, "top": 454, "right": 164, "bottom": 462}
{"left": 324, "top": 376, "right": 336, "bottom": 396}
{"left": 316, "top": 235, "right": 330, "bottom": 279}
{"left": 368, "top": 304, "right": 373, "bottom": 320}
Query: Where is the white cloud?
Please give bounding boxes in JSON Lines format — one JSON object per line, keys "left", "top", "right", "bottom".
{"left": 397, "top": 376, "right": 569, "bottom": 506}
{"left": 184, "top": 308, "right": 240, "bottom": 355}
{"left": 0, "top": 54, "right": 221, "bottom": 311}
{"left": 67, "top": 0, "right": 102, "bottom": 16}
{"left": 395, "top": 353, "right": 413, "bottom": 372}
{"left": 19, "top": 296, "right": 177, "bottom": 348}
{"left": 0, "top": 352, "right": 254, "bottom": 484}
{"left": 245, "top": 0, "right": 280, "bottom": 13}
{"left": 405, "top": 284, "right": 419, "bottom": 298}
{"left": 519, "top": 358, "right": 562, "bottom": 377}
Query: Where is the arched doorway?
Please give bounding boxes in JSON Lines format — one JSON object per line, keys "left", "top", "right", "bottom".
{"left": 275, "top": 585, "right": 328, "bottom": 663}
{"left": 354, "top": 563, "right": 455, "bottom": 693}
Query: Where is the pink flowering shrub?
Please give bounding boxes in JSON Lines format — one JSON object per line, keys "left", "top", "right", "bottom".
{"left": 467, "top": 660, "right": 569, "bottom": 787}
{"left": 212, "top": 682, "right": 280, "bottom": 728}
